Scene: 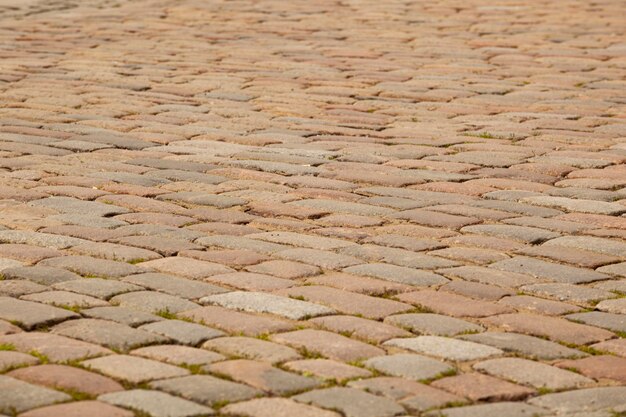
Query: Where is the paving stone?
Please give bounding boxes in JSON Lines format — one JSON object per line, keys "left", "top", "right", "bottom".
{"left": 392, "top": 209, "right": 479, "bottom": 229}
{"left": 18, "top": 401, "right": 133, "bottom": 417}
{"left": 8, "top": 364, "right": 124, "bottom": 395}
{"left": 121, "top": 273, "right": 227, "bottom": 300}
{"left": 71, "top": 242, "right": 162, "bottom": 263}
{"left": 221, "top": 398, "right": 341, "bottom": 417}
{"left": 598, "top": 262, "right": 626, "bottom": 278}
{"left": 439, "top": 266, "right": 537, "bottom": 288}
{"left": 343, "top": 263, "right": 448, "bottom": 286}
{"left": 594, "top": 297, "right": 626, "bottom": 314}
{"left": 39, "top": 256, "right": 145, "bottom": 278}
{"left": 52, "top": 278, "right": 141, "bottom": 299}
{"left": 565, "top": 311, "right": 626, "bottom": 333}
{"left": 474, "top": 357, "right": 592, "bottom": 389}
{"left": 208, "top": 359, "right": 319, "bottom": 395}
{"left": 110, "top": 291, "right": 199, "bottom": 314}
{"left": 98, "top": 389, "right": 213, "bottom": 417}
{"left": 139, "top": 320, "right": 223, "bottom": 346}
{"left": 0, "top": 297, "right": 78, "bottom": 330}
{"left": 590, "top": 339, "right": 626, "bottom": 357}
{"left": 0, "top": 351, "right": 38, "bottom": 371}
{"left": 271, "top": 329, "right": 384, "bottom": 362}
{"left": 283, "top": 358, "right": 371, "bottom": 381}
{"left": 179, "top": 306, "right": 294, "bottom": 336}
{"left": 424, "top": 402, "right": 547, "bottom": 417}
{"left": 460, "top": 224, "right": 559, "bottom": 244}
{"left": 499, "top": 295, "right": 582, "bottom": 315}
{"left": 247, "top": 231, "right": 354, "bottom": 250}
{"left": 52, "top": 319, "right": 169, "bottom": 352}
{"left": 396, "top": 290, "right": 513, "bottom": 317}
{"left": 460, "top": 332, "right": 585, "bottom": 360}
{"left": 29, "top": 196, "right": 129, "bottom": 216}
{"left": 205, "top": 272, "right": 294, "bottom": 291}
{"left": 520, "top": 283, "right": 616, "bottom": 305}
{"left": 0, "top": 244, "right": 61, "bottom": 264}
{"left": 431, "top": 373, "right": 535, "bottom": 401}
{"left": 0, "top": 375, "right": 71, "bottom": 414}
{"left": 305, "top": 273, "right": 412, "bottom": 296}
{"left": 203, "top": 336, "right": 300, "bottom": 364}
{"left": 181, "top": 249, "right": 267, "bottom": 268}
{"left": 384, "top": 313, "right": 484, "bottom": 336}
{"left": 364, "top": 353, "right": 454, "bottom": 381}
{"left": 309, "top": 315, "right": 412, "bottom": 343}
{"left": 0, "top": 230, "right": 85, "bottom": 250}
{"left": 482, "top": 313, "right": 614, "bottom": 345}
{"left": 556, "top": 355, "right": 626, "bottom": 383}
{"left": 245, "top": 260, "right": 321, "bottom": 278}
{"left": 275, "top": 285, "right": 412, "bottom": 319}
{"left": 427, "top": 246, "right": 509, "bottom": 265}
{"left": 522, "top": 196, "right": 626, "bottom": 215}
{"left": 137, "top": 257, "right": 234, "bottom": 279}
{"left": 82, "top": 306, "right": 163, "bottom": 327}
{"left": 516, "top": 245, "right": 620, "bottom": 268}
{"left": 0, "top": 280, "right": 47, "bottom": 297}
{"left": 276, "top": 248, "right": 361, "bottom": 269}
{"left": 527, "top": 387, "right": 626, "bottom": 414}
{"left": 347, "top": 377, "right": 463, "bottom": 412}
{"left": 83, "top": 355, "right": 188, "bottom": 384}
{"left": 131, "top": 345, "right": 224, "bottom": 367}
{"left": 385, "top": 336, "right": 502, "bottom": 361}
{"left": 200, "top": 291, "right": 334, "bottom": 320}
{"left": 150, "top": 375, "right": 261, "bottom": 407}
{"left": 21, "top": 290, "right": 109, "bottom": 309}
{"left": 489, "top": 256, "right": 609, "bottom": 284}
{"left": 292, "top": 387, "right": 405, "bottom": 417}
{"left": 440, "top": 281, "right": 514, "bottom": 301}
{"left": 197, "top": 235, "right": 288, "bottom": 254}
{"left": 0, "top": 332, "right": 112, "bottom": 361}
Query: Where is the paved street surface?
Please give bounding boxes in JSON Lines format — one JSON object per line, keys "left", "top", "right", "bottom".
{"left": 0, "top": 0, "right": 625, "bottom": 415}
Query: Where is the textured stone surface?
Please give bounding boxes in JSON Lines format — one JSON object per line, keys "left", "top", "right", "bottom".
{"left": 0, "top": 375, "right": 71, "bottom": 414}
{"left": 1, "top": 0, "right": 625, "bottom": 412}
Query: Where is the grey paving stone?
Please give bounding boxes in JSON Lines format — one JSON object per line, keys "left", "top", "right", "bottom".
{"left": 0, "top": 230, "right": 85, "bottom": 249}
{"left": 0, "top": 332, "right": 112, "bottom": 362}
{"left": 203, "top": 336, "right": 300, "bottom": 364}
{"left": 137, "top": 257, "right": 234, "bottom": 280}
{"left": 2, "top": 266, "right": 81, "bottom": 285}
{"left": 460, "top": 224, "right": 560, "bottom": 244}
{"left": 29, "top": 196, "right": 130, "bottom": 216}
{"left": 489, "top": 256, "right": 609, "bottom": 284}
{"left": 121, "top": 273, "right": 227, "bottom": 300}
{"left": 52, "top": 278, "right": 142, "bottom": 299}
{"left": 150, "top": 375, "right": 262, "bottom": 407}
{"left": 49, "top": 213, "right": 128, "bottom": 228}
{"left": 384, "top": 336, "right": 503, "bottom": 361}
{"left": 384, "top": 313, "right": 484, "bottom": 336}
{"left": 115, "top": 225, "right": 204, "bottom": 242}
{"left": 39, "top": 256, "right": 146, "bottom": 278}
{"left": 291, "top": 199, "right": 396, "bottom": 217}
{"left": 522, "top": 196, "right": 626, "bottom": 215}
{"left": 83, "top": 355, "right": 189, "bottom": 384}
{"left": 364, "top": 354, "right": 454, "bottom": 381}
{"left": 544, "top": 236, "right": 626, "bottom": 258}
{"left": 468, "top": 199, "right": 562, "bottom": 217}
{"left": 527, "top": 386, "right": 626, "bottom": 414}
{"left": 460, "top": 332, "right": 585, "bottom": 360}
{"left": 110, "top": 291, "right": 199, "bottom": 314}
{"left": 82, "top": 306, "right": 164, "bottom": 327}
{"left": 568, "top": 314, "right": 625, "bottom": 336}
{"left": 521, "top": 283, "right": 616, "bottom": 304}
{"left": 0, "top": 297, "right": 78, "bottom": 330}
{"left": 424, "top": 402, "right": 548, "bottom": 417}
{"left": 0, "top": 375, "right": 71, "bottom": 414}
{"left": 98, "top": 389, "right": 213, "bottom": 417}
{"left": 200, "top": 291, "right": 334, "bottom": 320}
{"left": 343, "top": 263, "right": 448, "bottom": 286}
{"left": 131, "top": 345, "right": 224, "bottom": 367}
{"left": 439, "top": 265, "right": 537, "bottom": 288}
{"left": 0, "top": 258, "right": 22, "bottom": 271}
{"left": 474, "top": 357, "right": 592, "bottom": 390}
{"left": 139, "top": 320, "right": 223, "bottom": 346}
{"left": 52, "top": 319, "right": 169, "bottom": 351}
{"left": 293, "top": 387, "right": 405, "bottom": 417}
{"left": 598, "top": 262, "right": 626, "bottom": 278}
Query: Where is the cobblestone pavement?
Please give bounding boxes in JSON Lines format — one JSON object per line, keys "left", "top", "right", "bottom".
{"left": 0, "top": 0, "right": 625, "bottom": 415}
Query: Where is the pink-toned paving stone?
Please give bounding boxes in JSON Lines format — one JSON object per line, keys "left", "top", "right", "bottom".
{"left": 1, "top": 0, "right": 625, "bottom": 413}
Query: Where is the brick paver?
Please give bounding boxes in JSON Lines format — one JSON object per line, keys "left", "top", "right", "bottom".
{"left": 0, "top": 0, "right": 624, "bottom": 415}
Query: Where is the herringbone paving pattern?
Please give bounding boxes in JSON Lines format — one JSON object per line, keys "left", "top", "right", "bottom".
{"left": 0, "top": 0, "right": 625, "bottom": 416}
